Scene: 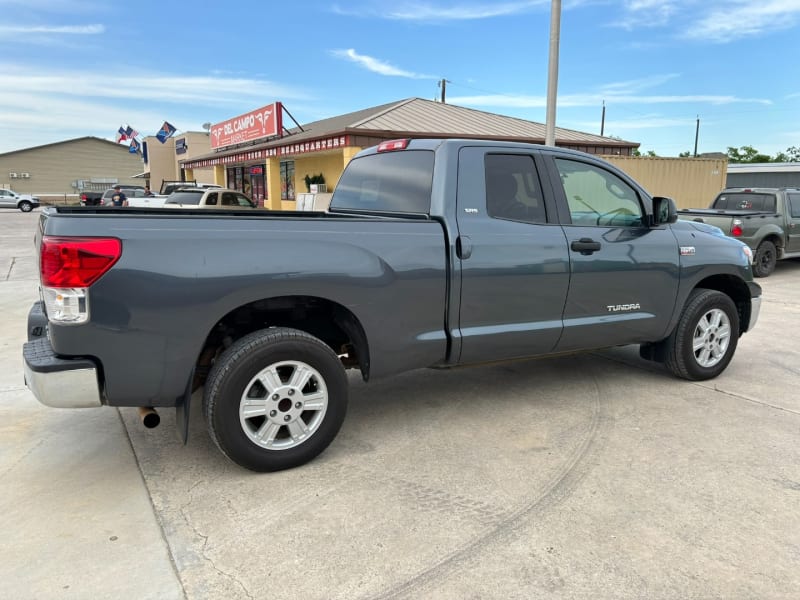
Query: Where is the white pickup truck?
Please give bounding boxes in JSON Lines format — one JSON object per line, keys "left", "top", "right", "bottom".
{"left": 162, "top": 188, "right": 255, "bottom": 209}
{"left": 127, "top": 183, "right": 224, "bottom": 208}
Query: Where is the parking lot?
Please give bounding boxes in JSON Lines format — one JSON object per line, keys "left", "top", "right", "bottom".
{"left": 2, "top": 208, "right": 799, "bottom": 599}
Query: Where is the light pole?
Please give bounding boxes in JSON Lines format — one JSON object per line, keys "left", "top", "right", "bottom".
{"left": 545, "top": 0, "right": 561, "bottom": 147}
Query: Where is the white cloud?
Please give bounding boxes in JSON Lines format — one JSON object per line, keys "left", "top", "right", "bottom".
{"left": 330, "top": 49, "right": 437, "bottom": 79}
{"left": 608, "top": 0, "right": 800, "bottom": 41}
{"left": 598, "top": 74, "right": 681, "bottom": 94}
{"left": 448, "top": 92, "right": 771, "bottom": 109}
{"left": 331, "top": 1, "right": 550, "bottom": 21}
{"left": 0, "top": 24, "right": 104, "bottom": 34}
{"left": 0, "top": 64, "right": 313, "bottom": 152}
{"left": 684, "top": 0, "right": 800, "bottom": 42}
{"left": 571, "top": 116, "right": 696, "bottom": 131}
{"left": 610, "top": 0, "right": 680, "bottom": 29}
{"left": 0, "top": 63, "right": 310, "bottom": 106}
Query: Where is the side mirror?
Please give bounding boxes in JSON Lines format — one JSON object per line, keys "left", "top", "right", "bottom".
{"left": 652, "top": 196, "right": 678, "bottom": 225}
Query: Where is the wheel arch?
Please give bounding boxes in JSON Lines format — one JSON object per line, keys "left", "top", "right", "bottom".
{"left": 692, "top": 275, "right": 752, "bottom": 334}
{"left": 758, "top": 233, "right": 783, "bottom": 256}
{"left": 193, "top": 295, "right": 370, "bottom": 389}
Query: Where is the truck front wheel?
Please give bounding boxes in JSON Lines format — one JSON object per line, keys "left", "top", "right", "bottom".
{"left": 203, "top": 327, "right": 348, "bottom": 472}
{"left": 18, "top": 201, "right": 33, "bottom": 212}
{"left": 664, "top": 289, "right": 739, "bottom": 381}
{"left": 753, "top": 240, "right": 777, "bottom": 277}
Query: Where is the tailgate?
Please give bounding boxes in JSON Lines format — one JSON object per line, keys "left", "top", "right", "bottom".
{"left": 678, "top": 210, "right": 735, "bottom": 234}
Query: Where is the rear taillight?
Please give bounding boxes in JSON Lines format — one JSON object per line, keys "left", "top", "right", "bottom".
{"left": 731, "top": 219, "right": 743, "bottom": 237}
{"left": 41, "top": 237, "right": 121, "bottom": 287}
{"left": 40, "top": 237, "right": 121, "bottom": 324}
{"left": 377, "top": 139, "right": 410, "bottom": 152}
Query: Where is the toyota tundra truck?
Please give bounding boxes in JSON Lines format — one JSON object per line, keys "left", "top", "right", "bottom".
{"left": 22, "top": 139, "right": 761, "bottom": 472}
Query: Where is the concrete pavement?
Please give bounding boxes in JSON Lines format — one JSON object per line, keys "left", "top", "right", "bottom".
{"left": 0, "top": 209, "right": 184, "bottom": 599}
{"left": 2, "top": 207, "right": 799, "bottom": 599}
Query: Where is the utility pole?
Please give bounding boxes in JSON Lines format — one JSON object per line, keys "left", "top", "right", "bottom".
{"left": 545, "top": 0, "right": 562, "bottom": 147}
{"left": 600, "top": 100, "right": 606, "bottom": 137}
{"left": 694, "top": 115, "right": 700, "bottom": 157}
{"left": 439, "top": 79, "right": 448, "bottom": 103}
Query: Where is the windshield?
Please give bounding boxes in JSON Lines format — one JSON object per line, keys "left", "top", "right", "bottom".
{"left": 330, "top": 150, "right": 434, "bottom": 214}
{"left": 166, "top": 191, "right": 203, "bottom": 205}
{"left": 713, "top": 192, "right": 777, "bottom": 211}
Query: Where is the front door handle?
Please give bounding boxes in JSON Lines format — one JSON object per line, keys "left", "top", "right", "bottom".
{"left": 571, "top": 238, "right": 601, "bottom": 255}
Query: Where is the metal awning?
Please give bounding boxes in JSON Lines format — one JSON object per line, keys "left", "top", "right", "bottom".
{"left": 131, "top": 171, "right": 150, "bottom": 178}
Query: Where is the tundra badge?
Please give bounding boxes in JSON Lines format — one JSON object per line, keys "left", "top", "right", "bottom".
{"left": 607, "top": 304, "right": 641, "bottom": 312}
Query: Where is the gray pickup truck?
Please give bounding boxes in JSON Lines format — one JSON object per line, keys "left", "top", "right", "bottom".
{"left": 679, "top": 187, "right": 800, "bottom": 277}
{"left": 23, "top": 139, "right": 761, "bottom": 472}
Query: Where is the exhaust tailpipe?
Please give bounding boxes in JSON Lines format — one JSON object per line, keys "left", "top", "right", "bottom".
{"left": 137, "top": 406, "right": 160, "bottom": 429}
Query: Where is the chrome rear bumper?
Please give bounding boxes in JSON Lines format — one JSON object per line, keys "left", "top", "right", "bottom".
{"left": 23, "top": 337, "right": 102, "bottom": 408}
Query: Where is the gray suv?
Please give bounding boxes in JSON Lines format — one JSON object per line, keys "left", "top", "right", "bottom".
{"left": 0, "top": 188, "right": 40, "bottom": 212}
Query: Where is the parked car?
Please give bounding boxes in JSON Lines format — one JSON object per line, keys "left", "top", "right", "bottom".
{"left": 158, "top": 180, "right": 221, "bottom": 195}
{"left": 163, "top": 188, "right": 255, "bottom": 209}
{"left": 99, "top": 187, "right": 147, "bottom": 206}
{"left": 80, "top": 186, "right": 145, "bottom": 207}
{"left": 679, "top": 187, "right": 800, "bottom": 277}
{"left": 79, "top": 191, "right": 104, "bottom": 206}
{"left": 22, "top": 139, "right": 761, "bottom": 472}
{"left": 0, "top": 188, "right": 40, "bottom": 212}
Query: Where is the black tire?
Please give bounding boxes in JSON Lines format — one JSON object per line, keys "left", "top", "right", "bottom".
{"left": 18, "top": 201, "right": 32, "bottom": 213}
{"left": 753, "top": 240, "right": 777, "bottom": 278}
{"left": 203, "top": 327, "right": 348, "bottom": 472}
{"left": 664, "top": 289, "right": 739, "bottom": 381}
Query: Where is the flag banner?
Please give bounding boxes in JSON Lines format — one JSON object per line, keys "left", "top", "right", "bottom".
{"left": 116, "top": 126, "right": 128, "bottom": 143}
{"left": 129, "top": 138, "right": 141, "bottom": 154}
{"left": 126, "top": 125, "right": 140, "bottom": 139}
{"left": 142, "top": 140, "right": 148, "bottom": 163}
{"left": 156, "top": 121, "right": 177, "bottom": 144}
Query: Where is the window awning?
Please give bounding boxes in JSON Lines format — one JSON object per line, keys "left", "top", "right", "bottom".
{"left": 131, "top": 171, "right": 150, "bottom": 178}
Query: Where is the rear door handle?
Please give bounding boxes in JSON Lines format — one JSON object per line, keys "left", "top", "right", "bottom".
{"left": 571, "top": 238, "right": 601, "bottom": 255}
{"left": 456, "top": 236, "right": 472, "bottom": 259}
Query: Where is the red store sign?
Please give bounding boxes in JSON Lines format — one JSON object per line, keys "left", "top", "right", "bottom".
{"left": 211, "top": 102, "right": 283, "bottom": 150}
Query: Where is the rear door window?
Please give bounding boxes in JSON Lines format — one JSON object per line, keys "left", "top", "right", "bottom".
{"left": 786, "top": 193, "right": 800, "bottom": 218}
{"left": 485, "top": 154, "right": 547, "bottom": 224}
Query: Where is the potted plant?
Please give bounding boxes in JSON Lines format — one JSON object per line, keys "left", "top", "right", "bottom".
{"left": 303, "top": 173, "right": 326, "bottom": 193}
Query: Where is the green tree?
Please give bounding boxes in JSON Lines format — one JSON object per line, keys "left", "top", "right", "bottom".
{"left": 778, "top": 146, "right": 800, "bottom": 162}
{"left": 678, "top": 151, "right": 692, "bottom": 158}
{"left": 726, "top": 145, "right": 772, "bottom": 163}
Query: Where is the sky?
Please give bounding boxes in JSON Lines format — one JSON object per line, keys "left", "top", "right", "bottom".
{"left": 1, "top": 0, "right": 798, "bottom": 158}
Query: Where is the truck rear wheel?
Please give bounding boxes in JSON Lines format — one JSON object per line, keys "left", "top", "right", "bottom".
{"left": 664, "top": 289, "right": 739, "bottom": 381}
{"left": 753, "top": 240, "right": 777, "bottom": 277}
{"left": 203, "top": 327, "right": 348, "bottom": 472}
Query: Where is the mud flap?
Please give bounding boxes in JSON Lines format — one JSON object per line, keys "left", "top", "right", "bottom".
{"left": 175, "top": 368, "right": 194, "bottom": 445}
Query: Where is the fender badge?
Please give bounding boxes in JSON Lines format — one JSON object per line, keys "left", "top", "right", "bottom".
{"left": 464, "top": 208, "right": 479, "bottom": 214}
{"left": 680, "top": 246, "right": 696, "bottom": 256}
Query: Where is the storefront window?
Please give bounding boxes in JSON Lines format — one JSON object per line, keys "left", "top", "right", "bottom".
{"left": 227, "top": 166, "right": 244, "bottom": 192}
{"left": 280, "top": 161, "right": 295, "bottom": 201}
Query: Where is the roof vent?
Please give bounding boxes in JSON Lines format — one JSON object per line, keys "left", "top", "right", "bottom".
{"left": 9, "top": 172, "right": 18, "bottom": 178}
